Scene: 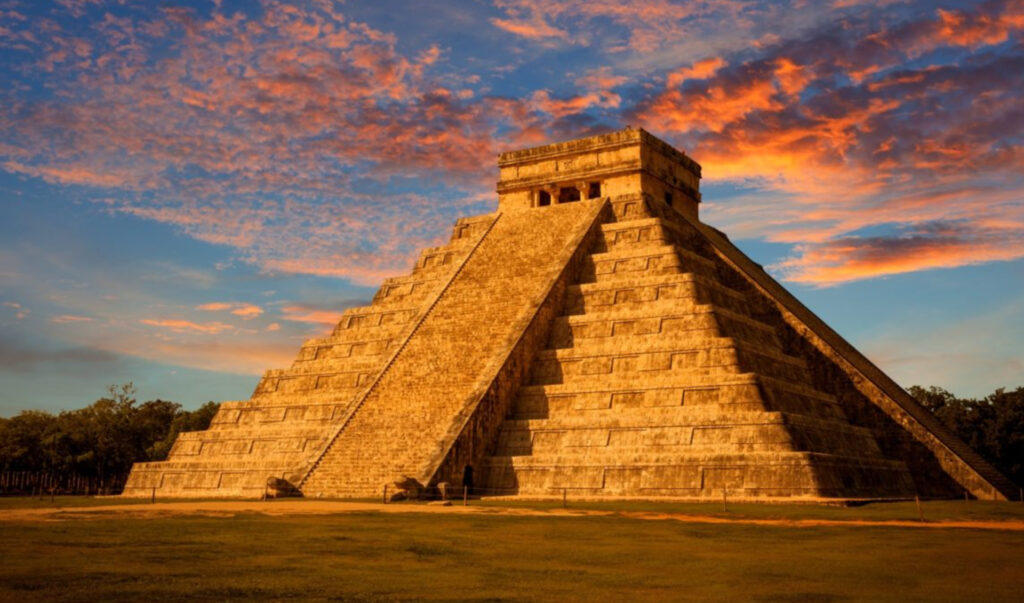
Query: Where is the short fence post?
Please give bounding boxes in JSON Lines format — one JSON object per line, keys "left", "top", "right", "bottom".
{"left": 723, "top": 488, "right": 728, "bottom": 512}
{"left": 463, "top": 486, "right": 468, "bottom": 506}
{"left": 562, "top": 489, "right": 567, "bottom": 509}
{"left": 383, "top": 484, "right": 388, "bottom": 504}
{"left": 915, "top": 495, "right": 924, "bottom": 522}
{"left": 152, "top": 486, "right": 156, "bottom": 504}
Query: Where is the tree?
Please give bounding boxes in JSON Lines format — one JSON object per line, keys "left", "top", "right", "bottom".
{"left": 911, "top": 385, "right": 1024, "bottom": 488}
{"left": 149, "top": 401, "right": 219, "bottom": 461}
{"left": 1, "top": 383, "right": 221, "bottom": 492}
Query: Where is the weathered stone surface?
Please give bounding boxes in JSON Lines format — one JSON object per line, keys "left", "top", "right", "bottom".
{"left": 123, "top": 127, "right": 1014, "bottom": 501}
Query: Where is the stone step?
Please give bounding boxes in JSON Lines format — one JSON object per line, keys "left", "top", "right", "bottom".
{"left": 253, "top": 371, "right": 369, "bottom": 396}
{"left": 531, "top": 338, "right": 810, "bottom": 385}
{"left": 581, "top": 244, "right": 717, "bottom": 282}
{"left": 548, "top": 303, "right": 780, "bottom": 349}
{"left": 493, "top": 413, "right": 883, "bottom": 456}
{"left": 594, "top": 218, "right": 674, "bottom": 252}
{"left": 544, "top": 333, "right": 805, "bottom": 374}
{"left": 176, "top": 422, "right": 331, "bottom": 438}
{"left": 566, "top": 272, "right": 749, "bottom": 315}
{"left": 478, "top": 453, "right": 916, "bottom": 498}
{"left": 332, "top": 305, "right": 420, "bottom": 334}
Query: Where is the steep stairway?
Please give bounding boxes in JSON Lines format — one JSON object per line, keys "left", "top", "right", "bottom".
{"left": 299, "top": 199, "right": 608, "bottom": 497}
{"left": 122, "top": 215, "right": 495, "bottom": 497}
{"left": 480, "top": 196, "right": 916, "bottom": 500}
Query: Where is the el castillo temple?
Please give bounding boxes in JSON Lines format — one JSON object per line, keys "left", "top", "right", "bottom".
{"left": 124, "top": 128, "right": 1015, "bottom": 502}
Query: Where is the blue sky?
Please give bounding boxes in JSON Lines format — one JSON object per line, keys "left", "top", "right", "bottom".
{"left": 1, "top": 0, "right": 1022, "bottom": 414}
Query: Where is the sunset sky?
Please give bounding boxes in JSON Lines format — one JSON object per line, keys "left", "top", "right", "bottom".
{"left": 1, "top": 0, "right": 1022, "bottom": 415}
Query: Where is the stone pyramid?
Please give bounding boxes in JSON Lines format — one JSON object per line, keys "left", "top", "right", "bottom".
{"left": 124, "top": 128, "right": 1015, "bottom": 501}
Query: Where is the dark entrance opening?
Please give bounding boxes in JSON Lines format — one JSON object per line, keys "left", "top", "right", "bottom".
{"left": 588, "top": 182, "right": 601, "bottom": 199}
{"left": 538, "top": 191, "right": 551, "bottom": 206}
{"left": 664, "top": 192, "right": 673, "bottom": 206}
{"left": 559, "top": 187, "right": 581, "bottom": 203}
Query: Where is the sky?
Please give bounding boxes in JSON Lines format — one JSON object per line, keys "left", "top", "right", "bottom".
{"left": 0, "top": 0, "right": 1022, "bottom": 415}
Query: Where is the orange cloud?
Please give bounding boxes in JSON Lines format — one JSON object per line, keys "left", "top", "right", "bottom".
{"left": 666, "top": 58, "right": 727, "bottom": 87}
{"left": 139, "top": 318, "right": 235, "bottom": 334}
{"left": 280, "top": 304, "right": 345, "bottom": 326}
{"left": 196, "top": 302, "right": 264, "bottom": 319}
{"left": 574, "top": 67, "right": 628, "bottom": 92}
{"left": 774, "top": 224, "right": 1024, "bottom": 286}
{"left": 530, "top": 89, "right": 621, "bottom": 119}
{"left": 490, "top": 17, "right": 563, "bottom": 39}
{"left": 3, "top": 301, "right": 29, "bottom": 320}
{"left": 50, "top": 314, "right": 94, "bottom": 323}
{"left": 930, "top": 6, "right": 1024, "bottom": 49}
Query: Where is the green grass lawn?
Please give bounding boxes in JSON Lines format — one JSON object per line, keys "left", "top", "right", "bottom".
{"left": 1, "top": 504, "right": 1023, "bottom": 601}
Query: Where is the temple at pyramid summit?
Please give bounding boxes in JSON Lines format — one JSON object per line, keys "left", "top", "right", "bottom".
{"left": 124, "top": 128, "right": 1015, "bottom": 501}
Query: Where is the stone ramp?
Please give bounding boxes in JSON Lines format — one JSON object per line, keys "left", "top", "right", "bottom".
{"left": 300, "top": 200, "right": 608, "bottom": 498}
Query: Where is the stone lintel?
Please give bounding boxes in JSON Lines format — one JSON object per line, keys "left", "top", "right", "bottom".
{"left": 497, "top": 127, "right": 701, "bottom": 176}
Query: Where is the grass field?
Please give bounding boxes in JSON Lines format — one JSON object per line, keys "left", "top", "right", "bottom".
{"left": 1, "top": 498, "right": 1023, "bottom": 601}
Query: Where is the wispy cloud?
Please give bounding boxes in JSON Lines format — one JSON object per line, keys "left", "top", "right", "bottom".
{"left": 50, "top": 314, "right": 95, "bottom": 324}
{"left": 139, "top": 318, "right": 235, "bottom": 335}
{"left": 772, "top": 220, "right": 1024, "bottom": 286}
{"left": 280, "top": 303, "right": 347, "bottom": 326}
{"left": 196, "top": 302, "right": 264, "bottom": 319}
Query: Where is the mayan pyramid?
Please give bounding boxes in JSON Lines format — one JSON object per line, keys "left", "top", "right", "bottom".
{"left": 124, "top": 128, "right": 1015, "bottom": 501}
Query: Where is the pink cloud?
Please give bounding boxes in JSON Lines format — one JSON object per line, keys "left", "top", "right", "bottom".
{"left": 196, "top": 302, "right": 264, "bottom": 319}
{"left": 3, "top": 301, "right": 29, "bottom": 320}
{"left": 666, "top": 58, "right": 728, "bottom": 87}
{"left": 50, "top": 314, "right": 95, "bottom": 324}
{"left": 574, "top": 67, "right": 628, "bottom": 91}
{"left": 280, "top": 304, "right": 345, "bottom": 326}
{"left": 139, "top": 318, "right": 235, "bottom": 334}
{"left": 490, "top": 17, "right": 563, "bottom": 40}
{"left": 773, "top": 221, "right": 1024, "bottom": 286}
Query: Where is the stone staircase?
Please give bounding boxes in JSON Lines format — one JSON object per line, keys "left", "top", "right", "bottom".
{"left": 479, "top": 196, "right": 917, "bottom": 499}
{"left": 121, "top": 215, "right": 496, "bottom": 497}
{"left": 299, "top": 199, "right": 609, "bottom": 498}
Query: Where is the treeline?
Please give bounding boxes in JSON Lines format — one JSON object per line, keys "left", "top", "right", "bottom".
{"left": 0, "top": 383, "right": 1020, "bottom": 496}
{"left": 909, "top": 385, "right": 1023, "bottom": 488}
{"left": 0, "top": 383, "right": 218, "bottom": 494}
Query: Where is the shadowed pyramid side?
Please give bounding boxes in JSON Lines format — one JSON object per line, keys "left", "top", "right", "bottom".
{"left": 481, "top": 195, "right": 916, "bottom": 500}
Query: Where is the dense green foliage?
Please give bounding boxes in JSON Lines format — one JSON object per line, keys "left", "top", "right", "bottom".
{"left": 0, "top": 383, "right": 218, "bottom": 484}
{"left": 909, "top": 385, "right": 1024, "bottom": 488}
